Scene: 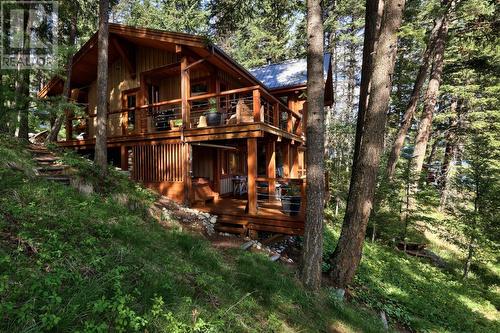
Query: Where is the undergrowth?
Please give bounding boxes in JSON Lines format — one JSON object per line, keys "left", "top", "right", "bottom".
{"left": 0, "top": 136, "right": 386, "bottom": 332}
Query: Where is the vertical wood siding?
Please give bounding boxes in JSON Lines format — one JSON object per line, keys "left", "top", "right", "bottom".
{"left": 131, "top": 143, "right": 183, "bottom": 182}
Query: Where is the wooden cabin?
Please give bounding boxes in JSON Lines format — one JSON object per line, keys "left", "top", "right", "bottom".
{"left": 39, "top": 24, "right": 333, "bottom": 236}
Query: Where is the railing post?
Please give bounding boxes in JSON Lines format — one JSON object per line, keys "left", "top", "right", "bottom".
{"left": 252, "top": 89, "right": 261, "bottom": 122}
{"left": 273, "top": 102, "right": 279, "bottom": 127}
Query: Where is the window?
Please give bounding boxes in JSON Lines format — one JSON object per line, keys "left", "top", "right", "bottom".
{"left": 123, "top": 92, "right": 137, "bottom": 132}
{"left": 148, "top": 84, "right": 160, "bottom": 104}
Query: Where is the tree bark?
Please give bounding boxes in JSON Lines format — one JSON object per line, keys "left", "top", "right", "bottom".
{"left": 438, "top": 98, "right": 458, "bottom": 209}
{"left": 301, "top": 0, "right": 325, "bottom": 291}
{"left": 15, "top": 9, "right": 31, "bottom": 140}
{"left": 47, "top": 13, "right": 78, "bottom": 143}
{"left": 386, "top": 0, "right": 451, "bottom": 180}
{"left": 351, "top": 0, "right": 385, "bottom": 166}
{"left": 411, "top": 17, "right": 450, "bottom": 183}
{"left": 94, "top": 0, "right": 110, "bottom": 173}
{"left": 329, "top": 0, "right": 406, "bottom": 289}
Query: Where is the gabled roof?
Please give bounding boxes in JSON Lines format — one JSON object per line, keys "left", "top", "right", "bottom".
{"left": 39, "top": 23, "right": 264, "bottom": 97}
{"left": 249, "top": 53, "right": 331, "bottom": 91}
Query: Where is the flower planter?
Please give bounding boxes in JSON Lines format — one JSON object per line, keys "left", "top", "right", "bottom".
{"left": 205, "top": 112, "right": 221, "bottom": 126}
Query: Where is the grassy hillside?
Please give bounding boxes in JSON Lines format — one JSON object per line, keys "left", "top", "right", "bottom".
{"left": 0, "top": 136, "right": 386, "bottom": 332}
{"left": 0, "top": 136, "right": 498, "bottom": 332}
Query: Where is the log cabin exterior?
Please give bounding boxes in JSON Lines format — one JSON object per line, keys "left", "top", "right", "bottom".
{"left": 39, "top": 24, "right": 333, "bottom": 236}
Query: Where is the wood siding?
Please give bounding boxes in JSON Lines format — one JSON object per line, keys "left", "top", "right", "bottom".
{"left": 131, "top": 143, "right": 183, "bottom": 182}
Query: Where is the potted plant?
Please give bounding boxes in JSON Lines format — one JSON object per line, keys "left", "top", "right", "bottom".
{"left": 205, "top": 97, "right": 221, "bottom": 126}
{"left": 281, "top": 183, "right": 301, "bottom": 216}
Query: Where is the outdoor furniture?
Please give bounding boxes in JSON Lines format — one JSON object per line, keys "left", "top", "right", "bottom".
{"left": 232, "top": 176, "right": 247, "bottom": 196}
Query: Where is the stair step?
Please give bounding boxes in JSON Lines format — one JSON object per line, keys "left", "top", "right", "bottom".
{"left": 34, "top": 156, "right": 58, "bottom": 163}
{"left": 29, "top": 149, "right": 50, "bottom": 154}
{"left": 36, "top": 166, "right": 66, "bottom": 172}
{"left": 42, "top": 175, "right": 71, "bottom": 184}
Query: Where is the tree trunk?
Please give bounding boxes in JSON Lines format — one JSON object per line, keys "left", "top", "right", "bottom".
{"left": 462, "top": 237, "right": 475, "bottom": 279}
{"left": 386, "top": 0, "right": 451, "bottom": 180}
{"left": 301, "top": 0, "right": 325, "bottom": 291}
{"left": 351, "top": 0, "right": 384, "bottom": 165}
{"left": 94, "top": 0, "right": 110, "bottom": 173}
{"left": 15, "top": 9, "right": 31, "bottom": 140}
{"left": 329, "top": 0, "right": 406, "bottom": 289}
{"left": 15, "top": 69, "right": 30, "bottom": 140}
{"left": 438, "top": 99, "right": 458, "bottom": 210}
{"left": 47, "top": 14, "right": 78, "bottom": 143}
{"left": 411, "top": 17, "right": 450, "bottom": 183}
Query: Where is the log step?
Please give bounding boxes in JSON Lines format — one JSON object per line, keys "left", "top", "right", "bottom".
{"left": 40, "top": 175, "right": 71, "bottom": 184}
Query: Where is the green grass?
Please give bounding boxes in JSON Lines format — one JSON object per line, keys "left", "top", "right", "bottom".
{"left": 1, "top": 136, "right": 497, "bottom": 332}
{"left": 0, "top": 136, "right": 387, "bottom": 332}
{"left": 323, "top": 207, "right": 499, "bottom": 332}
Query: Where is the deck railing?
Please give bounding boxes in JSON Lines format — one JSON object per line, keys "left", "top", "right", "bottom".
{"left": 65, "top": 86, "right": 301, "bottom": 141}
{"left": 255, "top": 177, "right": 306, "bottom": 216}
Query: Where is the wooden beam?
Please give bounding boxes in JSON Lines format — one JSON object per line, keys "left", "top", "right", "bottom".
{"left": 291, "top": 145, "right": 299, "bottom": 178}
{"left": 266, "top": 141, "right": 276, "bottom": 201}
{"left": 247, "top": 138, "right": 257, "bottom": 215}
{"left": 120, "top": 145, "right": 128, "bottom": 170}
{"left": 184, "top": 56, "right": 209, "bottom": 71}
{"left": 282, "top": 143, "right": 290, "bottom": 177}
{"left": 111, "top": 37, "right": 136, "bottom": 78}
{"left": 183, "top": 142, "right": 192, "bottom": 206}
{"left": 253, "top": 89, "right": 261, "bottom": 122}
{"left": 180, "top": 56, "right": 191, "bottom": 128}
{"left": 273, "top": 102, "right": 279, "bottom": 127}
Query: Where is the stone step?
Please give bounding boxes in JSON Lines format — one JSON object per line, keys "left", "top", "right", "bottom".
{"left": 36, "top": 165, "right": 67, "bottom": 173}
{"left": 29, "top": 149, "right": 51, "bottom": 155}
{"left": 34, "top": 156, "right": 58, "bottom": 163}
{"left": 41, "top": 175, "right": 71, "bottom": 184}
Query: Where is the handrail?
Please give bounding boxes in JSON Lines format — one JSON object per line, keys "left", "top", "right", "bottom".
{"left": 188, "top": 86, "right": 301, "bottom": 120}
{"left": 257, "top": 86, "right": 302, "bottom": 120}
{"left": 188, "top": 86, "right": 260, "bottom": 101}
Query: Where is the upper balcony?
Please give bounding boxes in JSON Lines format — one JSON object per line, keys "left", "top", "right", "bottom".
{"left": 64, "top": 85, "right": 304, "bottom": 147}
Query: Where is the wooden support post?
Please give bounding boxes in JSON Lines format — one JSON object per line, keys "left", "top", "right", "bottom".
{"left": 214, "top": 148, "right": 221, "bottom": 198}
{"left": 181, "top": 56, "right": 191, "bottom": 128}
{"left": 282, "top": 142, "right": 290, "bottom": 178}
{"left": 183, "top": 142, "right": 192, "bottom": 206}
{"left": 266, "top": 141, "right": 276, "bottom": 201}
{"left": 287, "top": 112, "right": 293, "bottom": 133}
{"left": 138, "top": 75, "right": 147, "bottom": 134}
{"left": 302, "top": 101, "right": 308, "bottom": 137}
{"left": 252, "top": 89, "right": 261, "bottom": 122}
{"left": 247, "top": 138, "right": 257, "bottom": 215}
{"left": 120, "top": 145, "right": 128, "bottom": 171}
{"left": 273, "top": 102, "right": 279, "bottom": 127}
{"left": 291, "top": 145, "right": 299, "bottom": 178}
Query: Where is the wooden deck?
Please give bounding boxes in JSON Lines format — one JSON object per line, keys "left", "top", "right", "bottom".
{"left": 193, "top": 196, "right": 304, "bottom": 236}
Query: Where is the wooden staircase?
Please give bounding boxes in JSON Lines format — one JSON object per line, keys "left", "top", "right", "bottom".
{"left": 29, "top": 145, "right": 71, "bottom": 185}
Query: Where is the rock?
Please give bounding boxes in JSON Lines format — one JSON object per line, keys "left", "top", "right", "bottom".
{"left": 380, "top": 311, "right": 389, "bottom": 331}
{"left": 269, "top": 254, "right": 281, "bottom": 262}
{"left": 241, "top": 241, "right": 254, "bottom": 251}
{"left": 209, "top": 216, "right": 217, "bottom": 224}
